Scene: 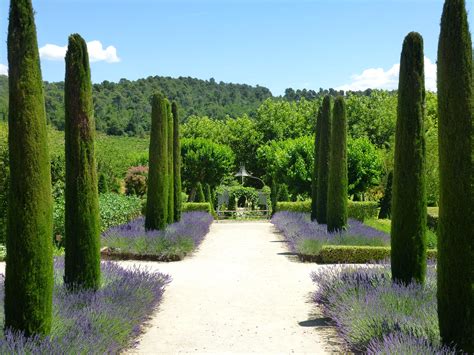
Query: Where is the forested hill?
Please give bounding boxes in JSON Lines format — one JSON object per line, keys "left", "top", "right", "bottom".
{"left": 0, "top": 75, "right": 272, "bottom": 136}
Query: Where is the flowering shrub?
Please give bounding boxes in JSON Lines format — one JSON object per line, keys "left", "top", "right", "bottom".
{"left": 124, "top": 166, "right": 149, "bottom": 197}
{"left": 102, "top": 212, "right": 213, "bottom": 260}
{"left": 0, "top": 259, "right": 170, "bottom": 353}
{"left": 312, "top": 264, "right": 456, "bottom": 353}
{"left": 272, "top": 211, "right": 389, "bottom": 255}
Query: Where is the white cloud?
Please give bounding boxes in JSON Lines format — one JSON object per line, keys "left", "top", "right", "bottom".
{"left": 39, "top": 40, "right": 120, "bottom": 63}
{"left": 336, "top": 57, "right": 437, "bottom": 92}
{"left": 0, "top": 64, "right": 7, "bottom": 76}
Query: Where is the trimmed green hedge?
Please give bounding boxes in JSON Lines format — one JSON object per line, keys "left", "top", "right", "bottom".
{"left": 277, "top": 200, "right": 379, "bottom": 222}
{"left": 182, "top": 202, "right": 212, "bottom": 214}
{"left": 299, "top": 245, "right": 437, "bottom": 264}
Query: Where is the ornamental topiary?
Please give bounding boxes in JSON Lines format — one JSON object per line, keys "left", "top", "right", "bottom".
{"left": 5, "top": 0, "right": 54, "bottom": 336}
{"left": 437, "top": 0, "right": 473, "bottom": 351}
{"left": 391, "top": 32, "right": 427, "bottom": 285}
{"left": 64, "top": 34, "right": 101, "bottom": 291}
{"left": 327, "top": 96, "right": 348, "bottom": 232}
{"left": 145, "top": 94, "right": 169, "bottom": 231}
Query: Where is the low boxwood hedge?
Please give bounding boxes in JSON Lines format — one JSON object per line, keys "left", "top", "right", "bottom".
{"left": 299, "top": 245, "right": 438, "bottom": 264}
{"left": 276, "top": 200, "right": 379, "bottom": 222}
{"left": 182, "top": 202, "right": 213, "bottom": 214}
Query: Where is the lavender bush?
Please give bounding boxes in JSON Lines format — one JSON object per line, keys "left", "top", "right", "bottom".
{"left": 272, "top": 211, "right": 389, "bottom": 255}
{"left": 102, "top": 212, "right": 213, "bottom": 260}
{"left": 312, "top": 264, "right": 456, "bottom": 353}
{"left": 0, "top": 259, "right": 170, "bottom": 353}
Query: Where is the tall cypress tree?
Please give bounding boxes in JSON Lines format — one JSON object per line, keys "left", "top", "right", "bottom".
{"left": 270, "top": 177, "right": 278, "bottom": 216}
{"left": 316, "top": 95, "right": 332, "bottom": 224}
{"left": 204, "top": 183, "right": 214, "bottom": 210}
{"left": 5, "top": 0, "right": 53, "bottom": 335}
{"left": 195, "top": 182, "right": 205, "bottom": 203}
{"left": 311, "top": 108, "right": 322, "bottom": 221}
{"left": 64, "top": 34, "right": 100, "bottom": 291}
{"left": 167, "top": 101, "right": 174, "bottom": 224}
{"left": 378, "top": 171, "right": 393, "bottom": 219}
{"left": 327, "top": 96, "right": 348, "bottom": 232}
{"left": 391, "top": 32, "right": 427, "bottom": 285}
{"left": 437, "top": 0, "right": 473, "bottom": 351}
{"left": 145, "top": 94, "right": 169, "bottom": 231}
{"left": 172, "top": 102, "right": 182, "bottom": 222}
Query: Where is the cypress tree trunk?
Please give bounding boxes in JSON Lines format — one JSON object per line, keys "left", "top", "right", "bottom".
{"left": 167, "top": 101, "right": 174, "bottom": 224}
{"left": 316, "top": 95, "right": 332, "bottom": 224}
{"left": 145, "top": 94, "right": 169, "bottom": 231}
{"left": 437, "top": 0, "right": 473, "bottom": 351}
{"left": 327, "top": 96, "right": 348, "bottom": 232}
{"left": 311, "top": 108, "right": 322, "bottom": 221}
{"left": 391, "top": 32, "right": 427, "bottom": 285}
{"left": 378, "top": 171, "right": 393, "bottom": 219}
{"left": 5, "top": 0, "right": 54, "bottom": 335}
{"left": 64, "top": 34, "right": 100, "bottom": 291}
{"left": 172, "top": 102, "right": 182, "bottom": 222}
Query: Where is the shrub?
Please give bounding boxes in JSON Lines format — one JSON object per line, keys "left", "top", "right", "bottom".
{"left": 124, "top": 166, "right": 148, "bottom": 197}
{"left": 427, "top": 207, "right": 438, "bottom": 230}
{"left": 347, "top": 201, "right": 379, "bottom": 221}
{"left": 278, "top": 184, "right": 290, "bottom": 202}
{"left": 277, "top": 201, "right": 311, "bottom": 213}
{"left": 182, "top": 202, "right": 212, "bottom": 214}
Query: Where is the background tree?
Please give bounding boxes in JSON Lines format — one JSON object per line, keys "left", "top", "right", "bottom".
{"left": 316, "top": 95, "right": 332, "bottom": 224}
{"left": 172, "top": 102, "right": 182, "bottom": 222}
{"left": 167, "top": 101, "right": 174, "bottom": 224}
{"left": 437, "top": 0, "right": 473, "bottom": 351}
{"left": 145, "top": 94, "right": 169, "bottom": 231}
{"left": 311, "top": 109, "right": 322, "bottom": 221}
{"left": 391, "top": 32, "right": 427, "bottom": 285}
{"left": 64, "top": 34, "right": 101, "bottom": 290}
{"left": 5, "top": 0, "right": 54, "bottom": 335}
{"left": 327, "top": 96, "right": 348, "bottom": 232}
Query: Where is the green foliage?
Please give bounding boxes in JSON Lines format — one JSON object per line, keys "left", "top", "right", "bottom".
{"left": 391, "top": 32, "right": 427, "bottom": 285}
{"left": 167, "top": 101, "right": 174, "bottom": 224}
{"left": 347, "top": 137, "right": 383, "bottom": 197}
{"left": 316, "top": 95, "right": 332, "bottom": 224}
{"left": 172, "top": 102, "right": 182, "bottom": 222}
{"left": 0, "top": 75, "right": 272, "bottom": 135}
{"left": 124, "top": 166, "right": 148, "bottom": 197}
{"left": 257, "top": 136, "right": 314, "bottom": 197}
{"left": 378, "top": 171, "right": 393, "bottom": 219}
{"left": 181, "top": 138, "right": 235, "bottom": 189}
{"left": 64, "top": 33, "right": 101, "bottom": 290}
{"left": 277, "top": 184, "right": 290, "bottom": 202}
{"left": 327, "top": 97, "right": 348, "bottom": 232}
{"left": 182, "top": 202, "right": 212, "bottom": 214}
{"left": 145, "top": 94, "right": 169, "bottom": 231}
{"left": 437, "top": 0, "right": 473, "bottom": 351}
{"left": 306, "top": 246, "right": 438, "bottom": 265}
{"left": 311, "top": 109, "right": 322, "bottom": 221}
{"left": 5, "top": 0, "right": 53, "bottom": 336}
{"left": 276, "top": 201, "right": 311, "bottom": 213}
{"left": 347, "top": 201, "right": 379, "bottom": 222}
{"left": 195, "top": 182, "right": 206, "bottom": 203}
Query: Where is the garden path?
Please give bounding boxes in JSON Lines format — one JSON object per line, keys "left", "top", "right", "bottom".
{"left": 121, "top": 221, "right": 343, "bottom": 354}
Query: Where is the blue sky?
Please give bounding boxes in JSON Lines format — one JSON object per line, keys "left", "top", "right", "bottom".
{"left": 1, "top": 0, "right": 473, "bottom": 95}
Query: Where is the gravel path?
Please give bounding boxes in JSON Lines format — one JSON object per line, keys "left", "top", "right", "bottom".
{"left": 121, "top": 222, "right": 343, "bottom": 354}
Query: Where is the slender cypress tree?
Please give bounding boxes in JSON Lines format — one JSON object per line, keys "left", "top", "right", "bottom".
{"left": 145, "top": 94, "right": 169, "bottom": 231}
{"left": 327, "top": 96, "right": 348, "bottom": 232}
{"left": 278, "top": 184, "right": 290, "bottom": 202}
{"left": 378, "top": 171, "right": 393, "bottom": 219}
{"left": 5, "top": 0, "right": 54, "bottom": 335}
{"left": 391, "top": 32, "right": 427, "bottom": 285}
{"left": 437, "top": 0, "right": 473, "bottom": 351}
{"left": 195, "top": 182, "right": 205, "bottom": 203}
{"left": 64, "top": 34, "right": 100, "bottom": 291}
{"left": 172, "top": 102, "right": 182, "bottom": 222}
{"left": 204, "top": 183, "right": 214, "bottom": 210}
{"left": 167, "top": 101, "right": 174, "bottom": 224}
{"left": 311, "top": 108, "right": 322, "bottom": 221}
{"left": 270, "top": 177, "right": 278, "bottom": 216}
{"left": 316, "top": 95, "right": 332, "bottom": 224}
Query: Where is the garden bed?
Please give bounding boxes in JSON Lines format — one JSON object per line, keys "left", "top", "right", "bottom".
{"left": 0, "top": 259, "right": 170, "bottom": 353}
{"left": 101, "top": 212, "right": 213, "bottom": 261}
{"left": 312, "top": 264, "right": 456, "bottom": 353}
{"left": 272, "top": 212, "right": 437, "bottom": 263}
